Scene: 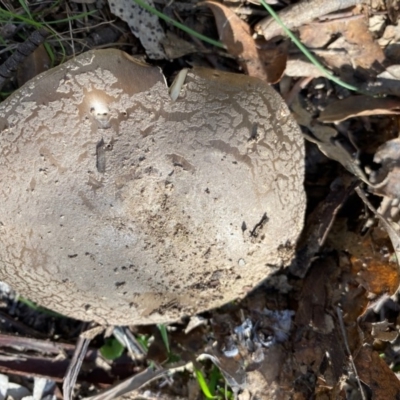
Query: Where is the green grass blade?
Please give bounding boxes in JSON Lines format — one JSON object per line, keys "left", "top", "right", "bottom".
{"left": 17, "top": 296, "right": 66, "bottom": 318}
{"left": 194, "top": 368, "right": 215, "bottom": 399}
{"left": 208, "top": 365, "right": 221, "bottom": 396}
{"left": 131, "top": 0, "right": 225, "bottom": 49}
{"left": 136, "top": 334, "right": 150, "bottom": 351}
{"left": 0, "top": 8, "right": 42, "bottom": 28}
{"left": 43, "top": 42, "right": 55, "bottom": 67}
{"left": 260, "top": 0, "right": 363, "bottom": 93}
{"left": 18, "top": 0, "right": 32, "bottom": 19}
{"left": 0, "top": 8, "right": 96, "bottom": 26}
{"left": 45, "top": 10, "right": 97, "bottom": 24}
{"left": 157, "top": 324, "right": 170, "bottom": 354}
{"left": 0, "top": 8, "right": 68, "bottom": 65}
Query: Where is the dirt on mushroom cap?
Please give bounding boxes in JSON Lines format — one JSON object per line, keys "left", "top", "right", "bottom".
{"left": 0, "top": 49, "right": 305, "bottom": 325}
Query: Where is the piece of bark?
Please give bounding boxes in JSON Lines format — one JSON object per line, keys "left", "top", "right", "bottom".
{"left": 0, "top": 28, "right": 49, "bottom": 90}
{"left": 63, "top": 331, "right": 90, "bottom": 400}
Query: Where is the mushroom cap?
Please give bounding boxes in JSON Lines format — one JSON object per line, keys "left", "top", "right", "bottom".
{"left": 0, "top": 49, "right": 305, "bottom": 325}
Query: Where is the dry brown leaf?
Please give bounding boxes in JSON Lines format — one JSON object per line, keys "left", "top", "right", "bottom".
{"left": 259, "top": 47, "right": 287, "bottom": 84}
{"left": 16, "top": 44, "right": 50, "bottom": 87}
{"left": 299, "top": 15, "right": 385, "bottom": 78}
{"left": 204, "top": 1, "right": 286, "bottom": 83}
{"left": 285, "top": 58, "right": 324, "bottom": 78}
{"left": 370, "top": 137, "right": 400, "bottom": 199}
{"left": 355, "top": 346, "right": 400, "bottom": 398}
{"left": 329, "top": 220, "right": 399, "bottom": 297}
{"left": 330, "top": 17, "right": 385, "bottom": 75}
{"left": 299, "top": 23, "right": 331, "bottom": 49}
{"left": 161, "top": 32, "right": 197, "bottom": 59}
{"left": 324, "top": 216, "right": 400, "bottom": 348}
{"left": 319, "top": 95, "right": 400, "bottom": 122}
{"left": 370, "top": 320, "right": 399, "bottom": 342}
{"left": 355, "top": 257, "right": 400, "bottom": 296}
{"left": 293, "top": 334, "right": 325, "bottom": 371}
{"left": 241, "top": 345, "right": 287, "bottom": 399}
{"left": 204, "top": 1, "right": 258, "bottom": 72}
{"left": 292, "top": 96, "right": 370, "bottom": 184}
{"left": 295, "top": 257, "right": 337, "bottom": 334}
{"left": 108, "top": 0, "right": 166, "bottom": 59}
{"left": 386, "top": 0, "right": 400, "bottom": 24}
{"left": 255, "top": 0, "right": 363, "bottom": 41}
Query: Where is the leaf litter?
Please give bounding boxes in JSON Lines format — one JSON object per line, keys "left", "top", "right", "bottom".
{"left": 205, "top": 1, "right": 287, "bottom": 83}
{"left": 319, "top": 95, "right": 400, "bottom": 122}
{"left": 3, "top": 0, "right": 400, "bottom": 398}
{"left": 108, "top": 0, "right": 166, "bottom": 59}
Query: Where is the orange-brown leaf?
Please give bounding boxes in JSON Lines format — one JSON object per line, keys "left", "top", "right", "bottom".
{"left": 355, "top": 346, "right": 400, "bottom": 398}
{"left": 205, "top": 1, "right": 286, "bottom": 83}
{"left": 17, "top": 44, "right": 50, "bottom": 87}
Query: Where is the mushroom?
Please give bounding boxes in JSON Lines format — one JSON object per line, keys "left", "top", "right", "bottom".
{"left": 0, "top": 49, "right": 305, "bottom": 325}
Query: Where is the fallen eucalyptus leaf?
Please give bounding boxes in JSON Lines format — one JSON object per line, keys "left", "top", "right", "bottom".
{"left": 319, "top": 95, "right": 400, "bottom": 123}
{"left": 292, "top": 96, "right": 370, "bottom": 184}
{"left": 371, "top": 320, "right": 399, "bottom": 342}
{"left": 108, "top": 0, "right": 166, "bottom": 59}
{"left": 205, "top": 1, "right": 286, "bottom": 83}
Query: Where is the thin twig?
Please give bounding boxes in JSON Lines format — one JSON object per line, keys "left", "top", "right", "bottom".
{"left": 63, "top": 324, "right": 90, "bottom": 400}
{"left": 336, "top": 307, "right": 367, "bottom": 400}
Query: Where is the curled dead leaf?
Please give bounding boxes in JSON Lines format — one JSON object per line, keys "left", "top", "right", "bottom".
{"left": 17, "top": 44, "right": 50, "bottom": 87}
{"left": 292, "top": 96, "right": 370, "bottom": 184}
{"left": 299, "top": 16, "right": 385, "bottom": 79}
{"left": 320, "top": 95, "right": 400, "bottom": 123}
{"left": 108, "top": 0, "right": 166, "bottom": 59}
{"left": 370, "top": 138, "right": 400, "bottom": 199}
{"left": 204, "top": 1, "right": 286, "bottom": 83}
{"left": 370, "top": 320, "right": 399, "bottom": 342}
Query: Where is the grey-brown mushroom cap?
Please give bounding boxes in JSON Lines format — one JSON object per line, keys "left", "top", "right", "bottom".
{"left": 0, "top": 49, "right": 305, "bottom": 325}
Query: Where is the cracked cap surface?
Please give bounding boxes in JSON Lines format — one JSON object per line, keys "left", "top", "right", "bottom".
{"left": 0, "top": 49, "right": 305, "bottom": 325}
